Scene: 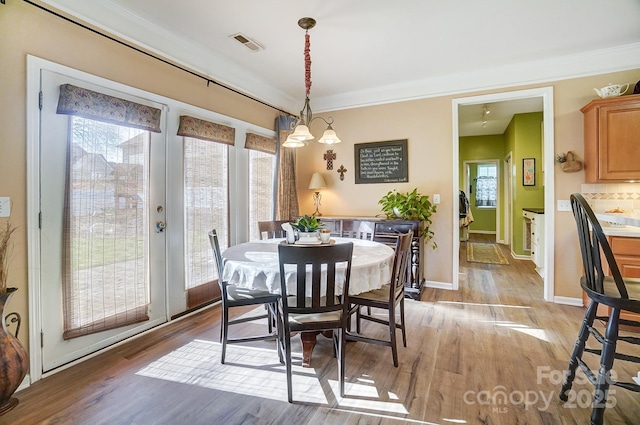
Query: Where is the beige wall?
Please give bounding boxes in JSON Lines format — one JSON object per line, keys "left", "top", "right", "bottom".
{"left": 2, "top": 1, "right": 640, "bottom": 353}
{"left": 296, "top": 71, "right": 640, "bottom": 293}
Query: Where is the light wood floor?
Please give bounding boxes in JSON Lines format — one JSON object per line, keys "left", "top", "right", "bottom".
{"left": 3, "top": 235, "right": 639, "bottom": 424}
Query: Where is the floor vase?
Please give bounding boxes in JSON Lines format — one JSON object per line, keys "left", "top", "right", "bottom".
{"left": 0, "top": 288, "right": 28, "bottom": 416}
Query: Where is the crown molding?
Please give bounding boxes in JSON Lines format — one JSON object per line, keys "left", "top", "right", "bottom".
{"left": 312, "top": 42, "right": 640, "bottom": 112}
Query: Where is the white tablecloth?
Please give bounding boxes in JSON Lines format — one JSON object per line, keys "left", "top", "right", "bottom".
{"left": 221, "top": 237, "right": 394, "bottom": 296}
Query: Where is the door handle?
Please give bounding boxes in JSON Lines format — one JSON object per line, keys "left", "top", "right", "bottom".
{"left": 156, "top": 220, "right": 166, "bottom": 233}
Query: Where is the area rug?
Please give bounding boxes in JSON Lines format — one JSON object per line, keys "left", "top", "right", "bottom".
{"left": 466, "top": 242, "right": 509, "bottom": 265}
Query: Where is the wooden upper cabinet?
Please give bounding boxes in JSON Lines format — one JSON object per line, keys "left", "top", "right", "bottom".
{"left": 582, "top": 94, "right": 640, "bottom": 182}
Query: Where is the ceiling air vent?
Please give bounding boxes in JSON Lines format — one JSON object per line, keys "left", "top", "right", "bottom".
{"left": 230, "top": 33, "right": 264, "bottom": 52}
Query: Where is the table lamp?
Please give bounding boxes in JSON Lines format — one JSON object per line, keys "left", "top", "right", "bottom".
{"left": 308, "top": 172, "right": 327, "bottom": 216}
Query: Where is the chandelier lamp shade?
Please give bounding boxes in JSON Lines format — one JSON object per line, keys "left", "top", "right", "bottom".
{"left": 283, "top": 17, "right": 341, "bottom": 148}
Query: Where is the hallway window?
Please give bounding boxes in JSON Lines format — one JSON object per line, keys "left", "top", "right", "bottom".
{"left": 475, "top": 163, "right": 497, "bottom": 208}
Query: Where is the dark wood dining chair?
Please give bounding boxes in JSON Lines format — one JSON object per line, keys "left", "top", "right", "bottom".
{"left": 276, "top": 242, "right": 354, "bottom": 402}
{"left": 347, "top": 230, "right": 413, "bottom": 367}
{"left": 208, "top": 230, "right": 280, "bottom": 364}
{"left": 559, "top": 194, "right": 640, "bottom": 425}
{"left": 340, "top": 219, "right": 375, "bottom": 240}
{"left": 258, "top": 220, "right": 290, "bottom": 240}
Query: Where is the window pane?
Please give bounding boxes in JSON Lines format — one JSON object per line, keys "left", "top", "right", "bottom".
{"left": 248, "top": 149, "right": 276, "bottom": 240}
{"left": 64, "top": 117, "right": 150, "bottom": 338}
{"left": 184, "top": 138, "right": 229, "bottom": 291}
{"left": 475, "top": 163, "right": 497, "bottom": 207}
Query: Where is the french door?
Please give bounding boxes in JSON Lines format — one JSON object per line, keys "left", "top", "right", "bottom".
{"left": 38, "top": 70, "right": 168, "bottom": 372}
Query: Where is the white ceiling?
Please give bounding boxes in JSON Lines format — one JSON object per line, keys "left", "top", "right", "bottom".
{"left": 42, "top": 0, "right": 640, "bottom": 135}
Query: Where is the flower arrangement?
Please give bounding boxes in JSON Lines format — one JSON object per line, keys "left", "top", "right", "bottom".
{"left": 0, "top": 220, "right": 17, "bottom": 294}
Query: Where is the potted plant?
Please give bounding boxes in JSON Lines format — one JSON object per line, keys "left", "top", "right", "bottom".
{"left": 291, "top": 215, "right": 324, "bottom": 239}
{"left": 0, "top": 219, "right": 29, "bottom": 415}
{"left": 378, "top": 188, "right": 437, "bottom": 247}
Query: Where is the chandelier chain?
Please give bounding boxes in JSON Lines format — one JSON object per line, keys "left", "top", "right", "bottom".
{"left": 304, "top": 32, "right": 312, "bottom": 96}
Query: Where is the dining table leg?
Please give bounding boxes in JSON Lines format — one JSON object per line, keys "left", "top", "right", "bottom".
{"left": 300, "top": 332, "right": 317, "bottom": 367}
{"left": 300, "top": 331, "right": 335, "bottom": 367}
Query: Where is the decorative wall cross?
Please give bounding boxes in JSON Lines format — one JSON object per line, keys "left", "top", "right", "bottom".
{"left": 323, "top": 150, "right": 336, "bottom": 170}
{"left": 337, "top": 164, "right": 347, "bottom": 181}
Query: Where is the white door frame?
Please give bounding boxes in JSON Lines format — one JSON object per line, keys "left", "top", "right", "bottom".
{"left": 503, "top": 152, "right": 513, "bottom": 247}
{"left": 452, "top": 87, "right": 555, "bottom": 302}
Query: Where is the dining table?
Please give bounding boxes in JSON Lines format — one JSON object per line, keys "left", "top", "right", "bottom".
{"left": 221, "top": 237, "right": 395, "bottom": 366}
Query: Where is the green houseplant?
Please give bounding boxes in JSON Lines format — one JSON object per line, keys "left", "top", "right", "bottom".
{"left": 378, "top": 188, "right": 437, "bottom": 247}
{"left": 291, "top": 215, "right": 324, "bottom": 233}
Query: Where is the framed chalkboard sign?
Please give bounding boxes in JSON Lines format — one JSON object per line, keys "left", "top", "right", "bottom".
{"left": 355, "top": 139, "right": 408, "bottom": 184}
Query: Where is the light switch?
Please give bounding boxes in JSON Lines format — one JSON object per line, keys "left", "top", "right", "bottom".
{"left": 433, "top": 194, "right": 441, "bottom": 205}
{"left": 0, "top": 197, "right": 10, "bottom": 218}
{"left": 557, "top": 200, "right": 571, "bottom": 212}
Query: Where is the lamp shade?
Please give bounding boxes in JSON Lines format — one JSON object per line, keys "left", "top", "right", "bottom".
{"left": 317, "top": 127, "right": 341, "bottom": 145}
{"left": 289, "top": 124, "right": 314, "bottom": 142}
{"left": 308, "top": 172, "right": 327, "bottom": 190}
{"left": 282, "top": 135, "right": 306, "bottom": 148}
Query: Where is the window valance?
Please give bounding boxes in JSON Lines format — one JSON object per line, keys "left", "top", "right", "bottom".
{"left": 244, "top": 132, "right": 277, "bottom": 154}
{"left": 177, "top": 115, "right": 235, "bottom": 145}
{"left": 56, "top": 84, "right": 162, "bottom": 133}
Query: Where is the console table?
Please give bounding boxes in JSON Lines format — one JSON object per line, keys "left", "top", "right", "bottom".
{"left": 318, "top": 216, "right": 425, "bottom": 300}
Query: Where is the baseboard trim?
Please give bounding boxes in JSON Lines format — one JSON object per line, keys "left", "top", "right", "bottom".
{"left": 424, "top": 280, "right": 453, "bottom": 290}
{"left": 554, "top": 296, "right": 583, "bottom": 307}
{"left": 510, "top": 250, "right": 531, "bottom": 261}
{"left": 16, "top": 374, "right": 31, "bottom": 393}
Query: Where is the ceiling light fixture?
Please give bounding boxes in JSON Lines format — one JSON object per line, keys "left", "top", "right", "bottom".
{"left": 283, "top": 17, "right": 341, "bottom": 148}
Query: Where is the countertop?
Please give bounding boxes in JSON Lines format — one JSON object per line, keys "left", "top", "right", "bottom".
{"left": 523, "top": 208, "right": 544, "bottom": 214}
{"left": 596, "top": 211, "right": 640, "bottom": 237}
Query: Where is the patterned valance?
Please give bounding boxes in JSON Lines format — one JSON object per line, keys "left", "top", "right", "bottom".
{"left": 177, "top": 115, "right": 235, "bottom": 145}
{"left": 56, "top": 84, "right": 162, "bottom": 133}
{"left": 245, "top": 132, "right": 277, "bottom": 154}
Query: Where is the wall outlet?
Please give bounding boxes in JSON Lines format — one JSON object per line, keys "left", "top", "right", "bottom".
{"left": 557, "top": 200, "right": 571, "bottom": 212}
{"left": 0, "top": 197, "right": 10, "bottom": 218}
{"left": 433, "top": 194, "right": 441, "bottom": 205}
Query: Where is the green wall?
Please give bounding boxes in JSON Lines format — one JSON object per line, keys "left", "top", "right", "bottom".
{"left": 459, "top": 135, "right": 504, "bottom": 233}
{"left": 459, "top": 112, "right": 543, "bottom": 254}
{"left": 507, "top": 112, "right": 544, "bottom": 256}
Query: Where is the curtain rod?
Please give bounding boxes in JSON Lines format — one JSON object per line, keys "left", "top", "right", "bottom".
{"left": 23, "top": 0, "right": 294, "bottom": 117}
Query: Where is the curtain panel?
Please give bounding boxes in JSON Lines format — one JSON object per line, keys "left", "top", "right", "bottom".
{"left": 244, "top": 132, "right": 277, "bottom": 154}
{"left": 177, "top": 115, "right": 235, "bottom": 145}
{"left": 475, "top": 176, "right": 497, "bottom": 207}
{"left": 276, "top": 115, "right": 299, "bottom": 221}
{"left": 56, "top": 84, "right": 162, "bottom": 133}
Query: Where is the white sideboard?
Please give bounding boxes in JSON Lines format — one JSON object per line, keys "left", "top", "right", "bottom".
{"left": 523, "top": 209, "right": 544, "bottom": 277}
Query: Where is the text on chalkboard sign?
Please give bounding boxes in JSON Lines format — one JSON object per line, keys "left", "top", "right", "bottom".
{"left": 354, "top": 139, "right": 408, "bottom": 184}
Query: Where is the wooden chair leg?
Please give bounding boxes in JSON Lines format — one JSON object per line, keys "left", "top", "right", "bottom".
{"left": 400, "top": 297, "right": 407, "bottom": 347}
{"left": 389, "top": 305, "right": 398, "bottom": 367}
{"left": 591, "top": 308, "right": 619, "bottom": 425}
{"left": 285, "top": 332, "right": 293, "bottom": 403}
{"left": 356, "top": 305, "right": 362, "bottom": 334}
{"left": 221, "top": 308, "right": 229, "bottom": 364}
{"left": 338, "top": 328, "right": 346, "bottom": 397}
{"left": 560, "top": 301, "right": 598, "bottom": 400}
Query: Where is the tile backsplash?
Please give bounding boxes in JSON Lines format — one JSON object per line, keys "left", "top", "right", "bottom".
{"left": 581, "top": 183, "right": 640, "bottom": 212}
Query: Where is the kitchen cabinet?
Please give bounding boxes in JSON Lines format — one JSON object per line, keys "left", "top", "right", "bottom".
{"left": 523, "top": 209, "right": 544, "bottom": 277}
{"left": 319, "top": 217, "right": 425, "bottom": 299}
{"left": 581, "top": 94, "right": 640, "bottom": 182}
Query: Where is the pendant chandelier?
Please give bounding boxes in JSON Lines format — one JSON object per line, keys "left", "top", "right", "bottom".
{"left": 283, "top": 17, "right": 341, "bottom": 148}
